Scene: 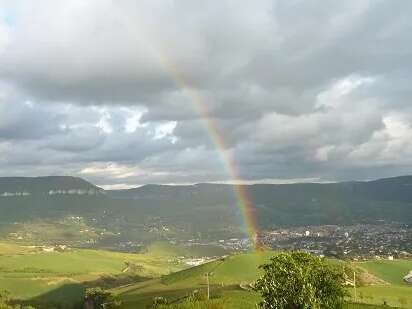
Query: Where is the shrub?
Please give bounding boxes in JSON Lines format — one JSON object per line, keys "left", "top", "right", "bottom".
{"left": 84, "top": 287, "right": 121, "bottom": 309}
{"left": 255, "top": 251, "right": 347, "bottom": 309}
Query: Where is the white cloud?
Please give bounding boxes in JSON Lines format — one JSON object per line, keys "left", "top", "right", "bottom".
{"left": 316, "top": 75, "right": 376, "bottom": 109}
{"left": 80, "top": 162, "right": 144, "bottom": 179}
{"left": 124, "top": 107, "right": 146, "bottom": 133}
{"left": 153, "top": 121, "right": 177, "bottom": 142}
{"left": 0, "top": 19, "right": 10, "bottom": 53}
{"left": 314, "top": 145, "right": 336, "bottom": 162}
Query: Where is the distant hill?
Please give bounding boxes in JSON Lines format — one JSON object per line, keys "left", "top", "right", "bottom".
{"left": 108, "top": 176, "right": 412, "bottom": 227}
{"left": 1, "top": 175, "right": 412, "bottom": 240}
{"left": 0, "top": 176, "right": 107, "bottom": 222}
{"left": 0, "top": 176, "right": 103, "bottom": 196}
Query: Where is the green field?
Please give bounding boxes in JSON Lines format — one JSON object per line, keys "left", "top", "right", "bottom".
{"left": 0, "top": 241, "right": 191, "bottom": 307}
{"left": 115, "top": 251, "right": 275, "bottom": 308}
{"left": 359, "top": 260, "right": 412, "bottom": 285}
{"left": 350, "top": 259, "right": 412, "bottom": 308}
{"left": 163, "top": 251, "right": 274, "bottom": 285}
{"left": 115, "top": 253, "right": 412, "bottom": 309}
{"left": 1, "top": 241, "right": 411, "bottom": 308}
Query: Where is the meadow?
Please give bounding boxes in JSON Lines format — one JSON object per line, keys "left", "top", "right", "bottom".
{"left": 350, "top": 259, "right": 412, "bottom": 308}
{"left": 115, "top": 252, "right": 275, "bottom": 308}
{"left": 1, "top": 241, "right": 411, "bottom": 308}
{"left": 0, "top": 241, "right": 188, "bottom": 307}
{"left": 116, "top": 253, "right": 412, "bottom": 309}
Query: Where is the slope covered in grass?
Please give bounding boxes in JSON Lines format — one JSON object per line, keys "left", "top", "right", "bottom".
{"left": 358, "top": 260, "right": 412, "bottom": 285}
{"left": 0, "top": 242, "right": 186, "bottom": 306}
{"left": 116, "top": 253, "right": 412, "bottom": 309}
{"left": 351, "top": 259, "right": 412, "bottom": 308}
{"left": 116, "top": 251, "right": 276, "bottom": 308}
{"left": 163, "top": 251, "right": 274, "bottom": 286}
{"left": 0, "top": 242, "right": 37, "bottom": 255}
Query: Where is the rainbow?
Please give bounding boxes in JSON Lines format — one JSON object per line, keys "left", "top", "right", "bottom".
{"left": 155, "top": 59, "right": 260, "bottom": 250}
{"left": 122, "top": 18, "right": 260, "bottom": 249}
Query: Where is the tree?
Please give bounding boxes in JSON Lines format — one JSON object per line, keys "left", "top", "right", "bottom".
{"left": 0, "top": 291, "right": 11, "bottom": 309}
{"left": 255, "top": 252, "right": 347, "bottom": 309}
{"left": 84, "top": 288, "right": 121, "bottom": 309}
{"left": 0, "top": 290, "right": 35, "bottom": 309}
{"left": 152, "top": 296, "right": 168, "bottom": 308}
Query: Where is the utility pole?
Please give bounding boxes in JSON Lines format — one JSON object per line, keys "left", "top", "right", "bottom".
{"left": 353, "top": 271, "right": 357, "bottom": 302}
{"left": 206, "top": 272, "right": 210, "bottom": 300}
{"left": 204, "top": 272, "right": 213, "bottom": 300}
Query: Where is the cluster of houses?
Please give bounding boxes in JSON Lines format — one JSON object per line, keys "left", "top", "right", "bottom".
{"left": 258, "top": 223, "right": 412, "bottom": 259}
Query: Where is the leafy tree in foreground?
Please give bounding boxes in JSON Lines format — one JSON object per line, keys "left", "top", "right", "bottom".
{"left": 255, "top": 252, "right": 347, "bottom": 309}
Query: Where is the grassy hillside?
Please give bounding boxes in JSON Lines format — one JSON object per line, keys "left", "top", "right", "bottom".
{"left": 1, "top": 244, "right": 409, "bottom": 308}
{"left": 115, "top": 251, "right": 276, "bottom": 308}
{"left": 359, "top": 260, "right": 412, "bottom": 285}
{"left": 116, "top": 252, "right": 412, "bottom": 309}
{"left": 162, "top": 251, "right": 274, "bottom": 286}
{"left": 0, "top": 240, "right": 234, "bottom": 307}
{"left": 352, "top": 260, "right": 412, "bottom": 307}
{"left": 0, "top": 241, "right": 189, "bottom": 307}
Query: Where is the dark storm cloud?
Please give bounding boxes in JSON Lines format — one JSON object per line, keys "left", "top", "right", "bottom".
{"left": 0, "top": 97, "right": 62, "bottom": 140}
{"left": 1, "top": 0, "right": 412, "bottom": 186}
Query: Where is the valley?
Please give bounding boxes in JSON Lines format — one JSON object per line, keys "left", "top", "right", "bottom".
{"left": 1, "top": 176, "right": 412, "bottom": 308}
{"left": 0, "top": 241, "right": 411, "bottom": 308}
{"left": 1, "top": 2, "right": 410, "bottom": 307}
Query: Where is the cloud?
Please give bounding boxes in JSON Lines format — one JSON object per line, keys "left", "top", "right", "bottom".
{"left": 1, "top": 1, "right": 412, "bottom": 186}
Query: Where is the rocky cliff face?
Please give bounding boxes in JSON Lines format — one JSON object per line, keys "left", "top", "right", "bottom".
{"left": 0, "top": 176, "right": 104, "bottom": 198}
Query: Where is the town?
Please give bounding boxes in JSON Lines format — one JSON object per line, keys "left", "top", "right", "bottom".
{"left": 108, "top": 221, "right": 412, "bottom": 261}
{"left": 5, "top": 214, "right": 412, "bottom": 262}
{"left": 259, "top": 222, "right": 412, "bottom": 260}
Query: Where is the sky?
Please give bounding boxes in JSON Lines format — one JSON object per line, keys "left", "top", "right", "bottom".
{"left": 0, "top": 0, "right": 412, "bottom": 189}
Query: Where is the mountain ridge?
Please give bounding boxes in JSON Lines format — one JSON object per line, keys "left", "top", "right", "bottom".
{"left": 2, "top": 174, "right": 412, "bottom": 192}
{"left": 1, "top": 175, "right": 412, "bottom": 234}
{"left": 0, "top": 176, "right": 103, "bottom": 196}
